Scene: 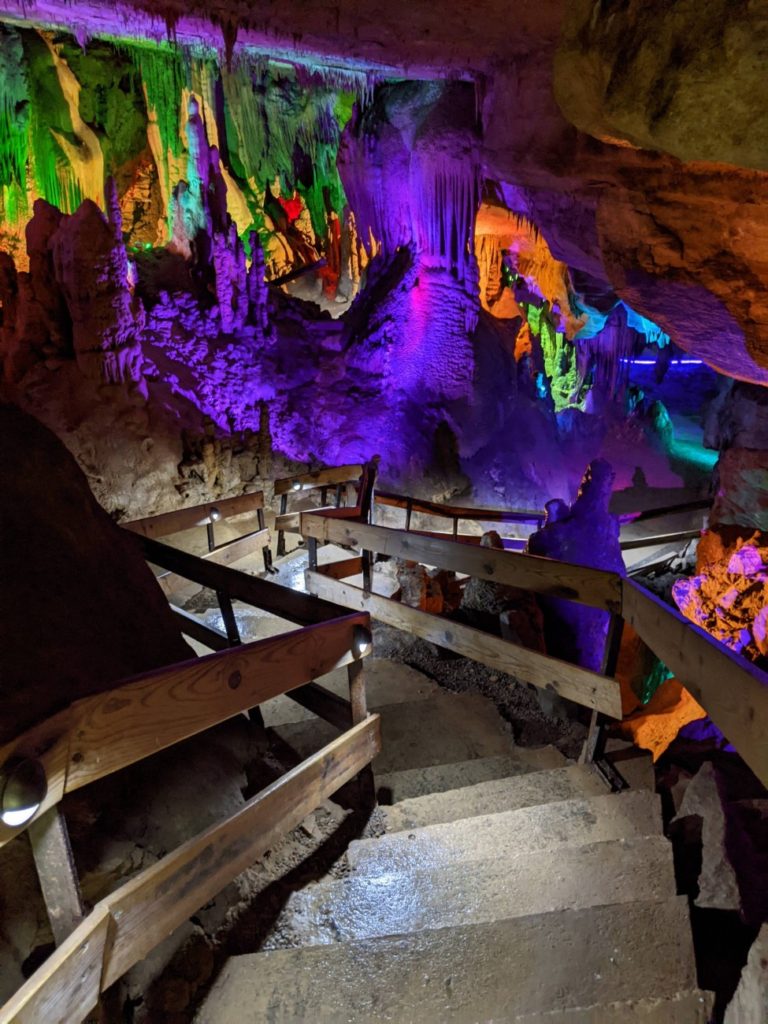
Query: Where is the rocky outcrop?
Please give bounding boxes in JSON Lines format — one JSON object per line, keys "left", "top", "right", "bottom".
{"left": 725, "top": 924, "right": 768, "bottom": 1024}
{"left": 0, "top": 402, "right": 192, "bottom": 742}
{"left": 554, "top": 0, "right": 768, "bottom": 172}
{"left": 527, "top": 458, "right": 625, "bottom": 672}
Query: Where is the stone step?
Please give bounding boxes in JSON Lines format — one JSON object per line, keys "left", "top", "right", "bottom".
{"left": 262, "top": 659, "right": 440, "bottom": 728}
{"left": 511, "top": 989, "right": 714, "bottom": 1022}
{"left": 375, "top": 747, "right": 569, "bottom": 803}
{"left": 381, "top": 765, "right": 608, "bottom": 832}
{"left": 194, "top": 897, "right": 697, "bottom": 1024}
{"left": 272, "top": 692, "right": 514, "bottom": 773}
{"left": 348, "top": 789, "right": 662, "bottom": 876}
{"left": 276, "top": 835, "right": 676, "bottom": 946}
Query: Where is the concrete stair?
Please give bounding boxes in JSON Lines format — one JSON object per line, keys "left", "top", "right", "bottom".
{"left": 380, "top": 764, "right": 609, "bottom": 831}
{"left": 196, "top": 899, "right": 701, "bottom": 1023}
{"left": 196, "top": 659, "right": 710, "bottom": 1023}
{"left": 347, "top": 789, "right": 663, "bottom": 875}
{"left": 375, "top": 747, "right": 568, "bottom": 802}
{"left": 275, "top": 835, "right": 676, "bottom": 945}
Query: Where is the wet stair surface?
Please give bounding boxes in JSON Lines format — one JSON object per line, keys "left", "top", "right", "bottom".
{"left": 195, "top": 661, "right": 714, "bottom": 1023}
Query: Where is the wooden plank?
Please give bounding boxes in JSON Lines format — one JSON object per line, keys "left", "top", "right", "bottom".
{"left": 274, "top": 511, "right": 301, "bottom": 532}
{"left": 27, "top": 808, "right": 85, "bottom": 946}
{"left": 302, "top": 514, "right": 622, "bottom": 613}
{"left": 287, "top": 683, "right": 352, "bottom": 730}
{"left": 375, "top": 490, "right": 544, "bottom": 525}
{"left": 123, "top": 491, "right": 264, "bottom": 539}
{"left": 307, "top": 573, "right": 622, "bottom": 717}
{"left": 316, "top": 557, "right": 364, "bottom": 580}
{"left": 274, "top": 464, "right": 363, "bottom": 495}
{"left": 64, "top": 614, "right": 371, "bottom": 792}
{"left": 0, "top": 614, "right": 371, "bottom": 849}
{"left": 100, "top": 715, "right": 381, "bottom": 986}
{"left": 0, "top": 905, "right": 111, "bottom": 1024}
{"left": 157, "top": 529, "right": 270, "bottom": 597}
{"left": 620, "top": 529, "right": 701, "bottom": 551}
{"left": 170, "top": 608, "right": 230, "bottom": 652}
{"left": 0, "top": 709, "right": 73, "bottom": 850}
{"left": 623, "top": 580, "right": 768, "bottom": 786}
{"left": 617, "top": 498, "right": 710, "bottom": 526}
{"left": 135, "top": 535, "right": 350, "bottom": 625}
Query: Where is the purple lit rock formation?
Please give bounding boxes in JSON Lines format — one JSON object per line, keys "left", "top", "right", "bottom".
{"left": 527, "top": 459, "right": 625, "bottom": 674}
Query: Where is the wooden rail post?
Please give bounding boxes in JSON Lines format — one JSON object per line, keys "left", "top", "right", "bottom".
{"left": 27, "top": 808, "right": 85, "bottom": 947}
{"left": 347, "top": 657, "right": 375, "bottom": 808}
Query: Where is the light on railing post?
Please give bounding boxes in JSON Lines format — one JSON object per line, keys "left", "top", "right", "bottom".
{"left": 352, "top": 624, "right": 373, "bottom": 659}
{"left": 0, "top": 758, "right": 47, "bottom": 828}
{"left": 209, "top": 507, "right": 222, "bottom": 522}
{"left": 291, "top": 480, "right": 302, "bottom": 491}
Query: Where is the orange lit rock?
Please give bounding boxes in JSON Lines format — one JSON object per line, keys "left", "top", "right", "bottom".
{"left": 619, "top": 678, "right": 707, "bottom": 762}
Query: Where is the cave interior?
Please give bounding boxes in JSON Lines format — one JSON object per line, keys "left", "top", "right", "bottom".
{"left": 0, "top": 1, "right": 767, "bottom": 1022}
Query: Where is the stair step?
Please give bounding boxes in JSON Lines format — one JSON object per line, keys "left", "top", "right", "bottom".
{"left": 511, "top": 989, "right": 714, "bottom": 1022}
{"left": 381, "top": 765, "right": 608, "bottom": 832}
{"left": 272, "top": 692, "right": 514, "bottom": 773}
{"left": 375, "top": 747, "right": 569, "bottom": 802}
{"left": 262, "top": 659, "right": 440, "bottom": 727}
{"left": 348, "top": 789, "right": 662, "bottom": 876}
{"left": 194, "top": 897, "right": 697, "bottom": 1024}
{"left": 277, "top": 835, "right": 676, "bottom": 945}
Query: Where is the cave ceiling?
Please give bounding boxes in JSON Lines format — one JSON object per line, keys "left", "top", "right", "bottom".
{"left": 2, "top": 0, "right": 767, "bottom": 384}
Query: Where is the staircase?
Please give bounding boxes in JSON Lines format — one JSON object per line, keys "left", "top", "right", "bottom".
{"left": 194, "top": 662, "right": 714, "bottom": 1023}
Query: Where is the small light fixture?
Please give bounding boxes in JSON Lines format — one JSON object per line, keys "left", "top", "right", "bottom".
{"left": 0, "top": 758, "right": 47, "bottom": 828}
{"left": 209, "top": 506, "right": 222, "bottom": 522}
{"left": 352, "top": 624, "right": 373, "bottom": 659}
{"left": 291, "top": 480, "right": 302, "bottom": 491}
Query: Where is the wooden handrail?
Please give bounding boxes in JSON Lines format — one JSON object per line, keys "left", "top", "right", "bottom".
{"left": 301, "top": 513, "right": 623, "bottom": 612}
{"left": 302, "top": 510, "right": 768, "bottom": 786}
{"left": 0, "top": 716, "right": 381, "bottom": 1024}
{"left": 309, "top": 569, "right": 622, "bottom": 717}
{"left": 622, "top": 581, "right": 768, "bottom": 785}
{"left": 123, "top": 491, "right": 265, "bottom": 539}
{"left": 375, "top": 490, "right": 545, "bottom": 525}
{"left": 0, "top": 613, "right": 371, "bottom": 848}
{"left": 134, "top": 535, "right": 346, "bottom": 625}
{"left": 274, "top": 464, "right": 363, "bottom": 495}
{"left": 373, "top": 489, "right": 709, "bottom": 532}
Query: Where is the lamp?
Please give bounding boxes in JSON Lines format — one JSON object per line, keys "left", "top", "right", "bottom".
{"left": 291, "top": 480, "right": 302, "bottom": 491}
{"left": 0, "top": 758, "right": 47, "bottom": 828}
{"left": 352, "top": 624, "right": 373, "bottom": 659}
{"left": 209, "top": 507, "right": 222, "bottom": 522}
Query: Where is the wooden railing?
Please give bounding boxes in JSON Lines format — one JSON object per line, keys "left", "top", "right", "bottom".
{"left": 301, "top": 509, "right": 768, "bottom": 787}
{"left": 0, "top": 538, "right": 380, "bottom": 1023}
{"left": 274, "top": 464, "right": 364, "bottom": 556}
{"left": 373, "top": 490, "right": 709, "bottom": 554}
{"left": 124, "top": 489, "right": 274, "bottom": 583}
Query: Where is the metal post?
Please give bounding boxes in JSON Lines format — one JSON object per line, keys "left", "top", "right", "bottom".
{"left": 307, "top": 536, "right": 318, "bottom": 572}
{"left": 277, "top": 493, "right": 288, "bottom": 557}
{"left": 206, "top": 520, "right": 216, "bottom": 552}
{"left": 217, "top": 591, "right": 241, "bottom": 646}
{"left": 581, "top": 612, "right": 627, "bottom": 791}
{"left": 405, "top": 497, "right": 412, "bottom": 532}
{"left": 257, "top": 507, "right": 273, "bottom": 573}
{"left": 320, "top": 486, "right": 328, "bottom": 507}
{"left": 335, "top": 484, "right": 343, "bottom": 508}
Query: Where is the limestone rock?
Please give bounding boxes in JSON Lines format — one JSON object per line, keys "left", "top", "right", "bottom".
{"left": 673, "top": 762, "right": 740, "bottom": 912}
{"left": 1, "top": 402, "right": 192, "bottom": 743}
{"left": 555, "top": 0, "right": 768, "bottom": 171}
{"left": 724, "top": 924, "right": 768, "bottom": 1024}
{"left": 527, "top": 458, "right": 625, "bottom": 671}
